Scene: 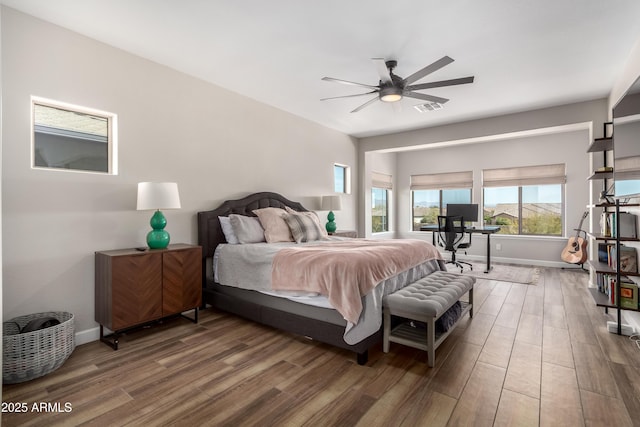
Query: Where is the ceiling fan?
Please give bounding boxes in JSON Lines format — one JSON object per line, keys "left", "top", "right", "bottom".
{"left": 321, "top": 56, "right": 474, "bottom": 113}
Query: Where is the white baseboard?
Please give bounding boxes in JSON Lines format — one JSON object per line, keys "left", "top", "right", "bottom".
{"left": 451, "top": 253, "right": 572, "bottom": 269}
{"left": 75, "top": 327, "right": 100, "bottom": 346}
{"left": 622, "top": 311, "right": 640, "bottom": 337}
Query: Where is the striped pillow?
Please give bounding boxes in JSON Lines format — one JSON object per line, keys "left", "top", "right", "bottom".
{"left": 284, "top": 212, "right": 327, "bottom": 243}
{"left": 284, "top": 207, "right": 328, "bottom": 237}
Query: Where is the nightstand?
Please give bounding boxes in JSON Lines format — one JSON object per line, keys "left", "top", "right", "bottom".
{"left": 330, "top": 230, "right": 358, "bottom": 238}
{"left": 95, "top": 243, "right": 202, "bottom": 349}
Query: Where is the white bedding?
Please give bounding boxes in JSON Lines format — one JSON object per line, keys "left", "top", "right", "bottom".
{"left": 213, "top": 238, "right": 445, "bottom": 344}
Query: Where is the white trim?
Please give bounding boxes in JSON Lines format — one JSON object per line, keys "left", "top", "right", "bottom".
{"left": 30, "top": 96, "right": 118, "bottom": 175}
{"left": 75, "top": 327, "right": 100, "bottom": 346}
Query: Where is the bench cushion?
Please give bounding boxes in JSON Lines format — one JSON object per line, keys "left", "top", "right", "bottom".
{"left": 384, "top": 271, "right": 475, "bottom": 318}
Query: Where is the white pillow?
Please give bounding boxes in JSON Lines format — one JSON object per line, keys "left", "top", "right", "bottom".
{"left": 229, "top": 214, "right": 266, "bottom": 244}
{"left": 218, "top": 216, "right": 239, "bottom": 244}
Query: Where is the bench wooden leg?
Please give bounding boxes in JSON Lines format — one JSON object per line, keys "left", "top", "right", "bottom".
{"left": 383, "top": 307, "right": 391, "bottom": 353}
{"left": 427, "top": 317, "right": 436, "bottom": 367}
{"left": 469, "top": 287, "right": 474, "bottom": 318}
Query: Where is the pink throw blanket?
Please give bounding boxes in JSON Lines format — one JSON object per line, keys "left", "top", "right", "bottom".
{"left": 271, "top": 239, "right": 442, "bottom": 324}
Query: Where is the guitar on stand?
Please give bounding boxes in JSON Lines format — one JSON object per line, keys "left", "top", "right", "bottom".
{"left": 561, "top": 211, "right": 589, "bottom": 266}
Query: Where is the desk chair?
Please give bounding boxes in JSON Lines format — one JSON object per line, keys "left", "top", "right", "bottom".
{"left": 437, "top": 215, "right": 473, "bottom": 272}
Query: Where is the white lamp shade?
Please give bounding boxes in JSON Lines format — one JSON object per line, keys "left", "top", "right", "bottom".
{"left": 137, "top": 182, "right": 181, "bottom": 210}
{"left": 321, "top": 195, "right": 342, "bottom": 211}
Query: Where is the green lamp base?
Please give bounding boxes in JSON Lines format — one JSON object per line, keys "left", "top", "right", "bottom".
{"left": 147, "top": 210, "right": 170, "bottom": 249}
{"left": 325, "top": 210, "right": 337, "bottom": 234}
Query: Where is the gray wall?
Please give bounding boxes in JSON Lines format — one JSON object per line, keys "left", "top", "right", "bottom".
{"left": 357, "top": 99, "right": 610, "bottom": 266}
{"left": 1, "top": 8, "right": 358, "bottom": 342}
{"left": 393, "top": 130, "right": 590, "bottom": 265}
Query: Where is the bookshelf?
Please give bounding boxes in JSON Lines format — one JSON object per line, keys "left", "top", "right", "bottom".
{"left": 587, "top": 200, "right": 640, "bottom": 333}
{"left": 586, "top": 123, "right": 640, "bottom": 334}
{"left": 587, "top": 135, "right": 613, "bottom": 180}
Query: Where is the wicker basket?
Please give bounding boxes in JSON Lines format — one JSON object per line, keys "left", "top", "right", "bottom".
{"left": 3, "top": 311, "right": 75, "bottom": 384}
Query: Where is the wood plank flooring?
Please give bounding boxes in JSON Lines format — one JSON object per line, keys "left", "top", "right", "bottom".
{"left": 4, "top": 267, "right": 640, "bottom": 426}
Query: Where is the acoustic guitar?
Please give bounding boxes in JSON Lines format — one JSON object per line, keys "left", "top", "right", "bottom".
{"left": 561, "top": 211, "right": 588, "bottom": 264}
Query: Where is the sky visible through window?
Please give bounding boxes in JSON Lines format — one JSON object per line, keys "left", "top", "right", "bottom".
{"left": 484, "top": 186, "right": 562, "bottom": 206}
{"left": 616, "top": 180, "right": 640, "bottom": 197}
{"left": 334, "top": 165, "right": 345, "bottom": 193}
{"left": 414, "top": 185, "right": 561, "bottom": 207}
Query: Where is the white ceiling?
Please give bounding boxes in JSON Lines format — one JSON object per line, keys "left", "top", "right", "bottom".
{"left": 3, "top": 0, "right": 640, "bottom": 138}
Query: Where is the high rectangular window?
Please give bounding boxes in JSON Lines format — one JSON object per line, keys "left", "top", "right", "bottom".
{"left": 32, "top": 97, "right": 117, "bottom": 174}
{"left": 334, "top": 164, "right": 350, "bottom": 193}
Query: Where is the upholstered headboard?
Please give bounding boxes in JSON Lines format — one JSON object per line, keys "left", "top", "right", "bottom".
{"left": 197, "top": 192, "right": 308, "bottom": 260}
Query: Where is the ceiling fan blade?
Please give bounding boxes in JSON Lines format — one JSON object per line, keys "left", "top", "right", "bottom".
{"left": 322, "top": 76, "right": 379, "bottom": 90}
{"left": 351, "top": 96, "right": 379, "bottom": 113}
{"left": 403, "top": 91, "right": 450, "bottom": 104}
{"left": 372, "top": 58, "right": 392, "bottom": 84}
{"left": 405, "top": 76, "right": 475, "bottom": 91}
{"left": 320, "top": 91, "right": 378, "bottom": 101}
{"left": 403, "top": 56, "right": 454, "bottom": 85}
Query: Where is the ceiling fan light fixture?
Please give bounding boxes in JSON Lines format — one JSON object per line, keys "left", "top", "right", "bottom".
{"left": 380, "top": 93, "right": 403, "bottom": 103}
{"left": 379, "top": 87, "right": 403, "bottom": 103}
{"left": 322, "top": 56, "right": 474, "bottom": 112}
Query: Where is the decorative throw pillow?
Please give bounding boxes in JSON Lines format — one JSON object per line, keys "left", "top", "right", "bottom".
{"left": 252, "top": 207, "right": 293, "bottom": 243}
{"left": 218, "top": 216, "right": 239, "bottom": 244}
{"left": 284, "top": 206, "right": 328, "bottom": 237}
{"left": 229, "top": 214, "right": 266, "bottom": 244}
{"left": 284, "top": 212, "right": 328, "bottom": 243}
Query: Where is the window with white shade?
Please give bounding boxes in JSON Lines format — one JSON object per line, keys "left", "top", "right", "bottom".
{"left": 411, "top": 171, "right": 473, "bottom": 231}
{"left": 372, "top": 172, "right": 392, "bottom": 233}
{"left": 482, "top": 164, "right": 565, "bottom": 236}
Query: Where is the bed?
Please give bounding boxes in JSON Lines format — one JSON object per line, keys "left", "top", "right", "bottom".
{"left": 197, "top": 192, "right": 445, "bottom": 364}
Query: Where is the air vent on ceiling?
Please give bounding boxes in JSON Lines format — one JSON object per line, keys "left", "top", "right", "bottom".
{"left": 414, "top": 102, "right": 444, "bottom": 113}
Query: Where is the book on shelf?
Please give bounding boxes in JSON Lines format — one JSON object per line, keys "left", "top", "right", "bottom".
{"left": 610, "top": 245, "right": 638, "bottom": 273}
{"left": 598, "top": 242, "right": 614, "bottom": 264}
{"left": 620, "top": 282, "right": 639, "bottom": 309}
{"left": 596, "top": 272, "right": 639, "bottom": 308}
{"left": 618, "top": 212, "right": 638, "bottom": 238}
{"left": 601, "top": 212, "right": 612, "bottom": 237}
{"left": 595, "top": 166, "right": 614, "bottom": 172}
{"left": 601, "top": 212, "right": 638, "bottom": 238}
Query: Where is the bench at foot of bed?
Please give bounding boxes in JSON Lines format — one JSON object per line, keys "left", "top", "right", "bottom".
{"left": 382, "top": 271, "right": 475, "bottom": 367}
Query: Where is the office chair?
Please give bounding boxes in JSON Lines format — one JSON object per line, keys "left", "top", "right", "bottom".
{"left": 437, "top": 215, "right": 473, "bottom": 272}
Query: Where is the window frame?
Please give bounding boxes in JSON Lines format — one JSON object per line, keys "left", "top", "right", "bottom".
{"left": 333, "top": 163, "right": 351, "bottom": 194}
{"left": 372, "top": 187, "right": 390, "bottom": 233}
{"left": 411, "top": 188, "right": 472, "bottom": 231}
{"left": 31, "top": 96, "right": 118, "bottom": 175}
{"left": 482, "top": 164, "right": 566, "bottom": 237}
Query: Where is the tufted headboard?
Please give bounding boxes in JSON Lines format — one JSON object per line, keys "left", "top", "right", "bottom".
{"left": 197, "top": 192, "right": 308, "bottom": 260}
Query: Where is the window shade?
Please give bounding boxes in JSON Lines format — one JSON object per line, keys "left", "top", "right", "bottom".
{"left": 483, "top": 164, "right": 566, "bottom": 187}
{"left": 615, "top": 156, "right": 640, "bottom": 180}
{"left": 410, "top": 171, "right": 473, "bottom": 190}
{"left": 372, "top": 171, "right": 393, "bottom": 190}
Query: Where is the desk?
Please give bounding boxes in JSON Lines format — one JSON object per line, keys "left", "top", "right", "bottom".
{"left": 419, "top": 225, "right": 501, "bottom": 273}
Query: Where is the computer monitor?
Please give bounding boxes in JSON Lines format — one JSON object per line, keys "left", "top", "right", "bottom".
{"left": 446, "top": 203, "right": 479, "bottom": 224}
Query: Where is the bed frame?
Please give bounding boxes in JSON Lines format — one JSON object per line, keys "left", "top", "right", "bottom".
{"left": 197, "top": 192, "right": 379, "bottom": 365}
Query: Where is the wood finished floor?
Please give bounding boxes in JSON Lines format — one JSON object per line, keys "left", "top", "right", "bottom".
{"left": 4, "top": 267, "right": 640, "bottom": 426}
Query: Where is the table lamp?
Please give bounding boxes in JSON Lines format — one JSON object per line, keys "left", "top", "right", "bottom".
{"left": 321, "top": 195, "right": 342, "bottom": 234}
{"left": 137, "top": 182, "right": 181, "bottom": 249}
